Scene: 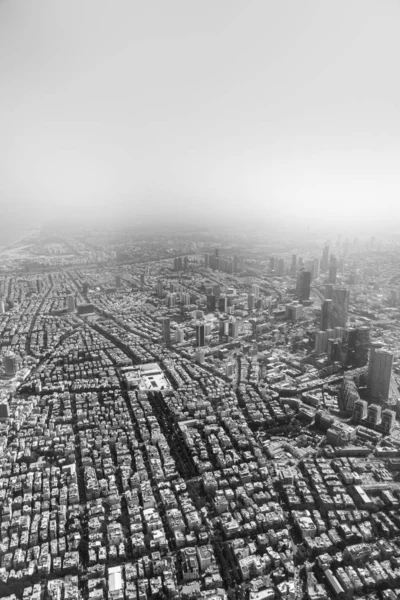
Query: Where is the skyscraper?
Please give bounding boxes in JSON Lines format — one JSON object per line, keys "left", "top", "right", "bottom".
{"left": 251, "top": 284, "right": 260, "bottom": 299}
{"left": 346, "top": 326, "right": 370, "bottom": 367}
{"left": 324, "top": 284, "right": 334, "bottom": 300}
{"left": 296, "top": 270, "right": 311, "bottom": 302}
{"left": 209, "top": 255, "right": 219, "bottom": 270}
{"left": 204, "top": 254, "right": 209, "bottom": 268}
{"left": 291, "top": 255, "right": 297, "bottom": 275}
{"left": 367, "top": 404, "right": 382, "bottom": 425}
{"left": 156, "top": 280, "right": 164, "bottom": 298}
{"left": 248, "top": 294, "right": 255, "bottom": 311}
{"left": 328, "top": 257, "right": 337, "bottom": 284}
{"left": 321, "top": 246, "right": 329, "bottom": 272}
{"left": 381, "top": 409, "right": 396, "bottom": 434}
{"left": 330, "top": 287, "right": 350, "bottom": 328}
{"left": 218, "top": 296, "right": 228, "bottom": 312}
{"left": 207, "top": 295, "right": 216, "bottom": 312}
{"left": 196, "top": 322, "right": 205, "bottom": 347}
{"left": 353, "top": 399, "right": 368, "bottom": 422}
{"left": 161, "top": 317, "right": 171, "bottom": 343}
{"left": 213, "top": 284, "right": 221, "bottom": 296}
{"left": 229, "top": 319, "right": 239, "bottom": 339}
{"left": 219, "top": 317, "right": 229, "bottom": 340}
{"left": 182, "top": 293, "right": 191, "bottom": 306}
{"left": 313, "top": 258, "right": 320, "bottom": 279}
{"left": 320, "top": 299, "right": 332, "bottom": 331}
{"left": 174, "top": 257, "right": 183, "bottom": 271}
{"left": 367, "top": 347, "right": 393, "bottom": 402}
{"left": 0, "top": 399, "right": 9, "bottom": 420}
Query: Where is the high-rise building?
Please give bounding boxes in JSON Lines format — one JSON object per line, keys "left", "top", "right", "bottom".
{"left": 324, "top": 284, "right": 334, "bottom": 300}
{"left": 219, "top": 317, "right": 229, "bottom": 340}
{"left": 204, "top": 254, "right": 209, "bottom": 268}
{"left": 276, "top": 259, "right": 285, "bottom": 276}
{"left": 156, "top": 280, "right": 164, "bottom": 298}
{"left": 341, "top": 377, "right": 360, "bottom": 411}
{"left": 321, "top": 300, "right": 332, "bottom": 331}
{"left": 140, "top": 273, "right": 145, "bottom": 289}
{"left": 226, "top": 362, "right": 234, "bottom": 377}
{"left": 195, "top": 349, "right": 206, "bottom": 364}
{"left": 251, "top": 284, "right": 260, "bottom": 299}
{"left": 239, "top": 256, "right": 245, "bottom": 272}
{"left": 248, "top": 294, "right": 255, "bottom": 312}
{"left": 196, "top": 322, "right": 205, "bottom": 347}
{"left": 330, "top": 287, "right": 350, "bottom": 328}
{"left": 207, "top": 295, "right": 216, "bottom": 312}
{"left": 184, "top": 256, "right": 189, "bottom": 271}
{"left": 175, "top": 328, "right": 185, "bottom": 343}
{"left": 0, "top": 400, "right": 9, "bottom": 421}
{"left": 367, "top": 403, "right": 382, "bottom": 425}
{"left": 269, "top": 257, "right": 276, "bottom": 272}
{"left": 312, "top": 258, "right": 320, "bottom": 279}
{"left": 321, "top": 246, "right": 329, "bottom": 272}
{"left": 291, "top": 255, "right": 297, "bottom": 275}
{"left": 328, "top": 257, "right": 337, "bottom": 285}
{"left": 381, "top": 409, "right": 396, "bottom": 434}
{"left": 328, "top": 339, "right": 342, "bottom": 363}
{"left": 315, "top": 330, "right": 328, "bottom": 354}
{"left": 66, "top": 294, "right": 75, "bottom": 313}
{"left": 229, "top": 319, "right": 239, "bottom": 339}
{"left": 182, "top": 293, "right": 191, "bottom": 306}
{"left": 367, "top": 347, "right": 393, "bottom": 402}
{"left": 286, "top": 302, "right": 303, "bottom": 322}
{"left": 209, "top": 255, "right": 219, "bottom": 270}
{"left": 296, "top": 270, "right": 311, "bottom": 302}
{"left": 353, "top": 399, "right": 368, "bottom": 422}
{"left": 0, "top": 300, "right": 5, "bottom": 314}
{"left": 346, "top": 326, "right": 370, "bottom": 367}
{"left": 161, "top": 318, "right": 171, "bottom": 343}
{"left": 3, "top": 352, "right": 17, "bottom": 376}
{"left": 166, "top": 294, "right": 176, "bottom": 308}
{"left": 213, "top": 284, "right": 221, "bottom": 296}
{"left": 218, "top": 296, "right": 228, "bottom": 313}
{"left": 116, "top": 275, "right": 122, "bottom": 288}
{"left": 173, "top": 257, "right": 182, "bottom": 271}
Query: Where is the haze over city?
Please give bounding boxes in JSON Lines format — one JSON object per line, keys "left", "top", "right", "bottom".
{"left": 1, "top": 0, "right": 400, "bottom": 240}
{"left": 4, "top": 4, "right": 400, "bottom": 598}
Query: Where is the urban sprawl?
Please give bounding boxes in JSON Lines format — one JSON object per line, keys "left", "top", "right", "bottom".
{"left": 1, "top": 230, "right": 400, "bottom": 600}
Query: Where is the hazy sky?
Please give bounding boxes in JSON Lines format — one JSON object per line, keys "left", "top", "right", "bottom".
{"left": 1, "top": 0, "right": 400, "bottom": 236}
